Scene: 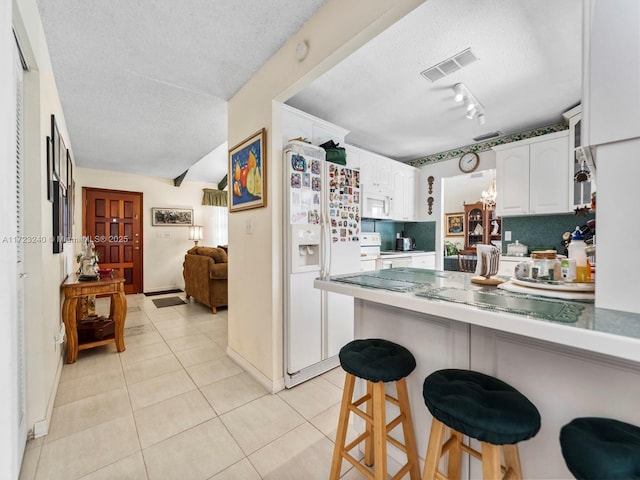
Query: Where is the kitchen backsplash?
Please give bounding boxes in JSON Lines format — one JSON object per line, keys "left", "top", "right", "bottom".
{"left": 362, "top": 220, "right": 436, "bottom": 251}
{"left": 501, "top": 212, "right": 596, "bottom": 255}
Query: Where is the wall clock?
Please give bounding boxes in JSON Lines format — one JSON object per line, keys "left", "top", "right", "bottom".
{"left": 459, "top": 152, "right": 480, "bottom": 173}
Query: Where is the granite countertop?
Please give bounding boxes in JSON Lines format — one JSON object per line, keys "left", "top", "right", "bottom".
{"left": 314, "top": 268, "right": 640, "bottom": 363}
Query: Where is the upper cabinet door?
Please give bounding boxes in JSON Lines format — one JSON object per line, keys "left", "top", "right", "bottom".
{"left": 584, "top": 0, "right": 640, "bottom": 146}
{"left": 529, "top": 136, "right": 569, "bottom": 214}
{"left": 495, "top": 144, "right": 530, "bottom": 216}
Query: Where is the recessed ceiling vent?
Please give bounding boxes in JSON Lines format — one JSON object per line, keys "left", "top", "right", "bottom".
{"left": 420, "top": 48, "right": 478, "bottom": 82}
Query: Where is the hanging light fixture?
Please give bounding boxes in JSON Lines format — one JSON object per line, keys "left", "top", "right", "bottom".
{"left": 188, "top": 225, "right": 203, "bottom": 246}
{"left": 481, "top": 178, "right": 497, "bottom": 209}
{"left": 452, "top": 83, "right": 486, "bottom": 125}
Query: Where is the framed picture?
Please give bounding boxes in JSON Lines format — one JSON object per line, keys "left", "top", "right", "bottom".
{"left": 445, "top": 212, "right": 465, "bottom": 236}
{"left": 151, "top": 207, "right": 193, "bottom": 226}
{"left": 46, "top": 136, "right": 54, "bottom": 202}
{"left": 228, "top": 128, "right": 266, "bottom": 212}
{"left": 59, "top": 136, "right": 67, "bottom": 189}
{"left": 50, "top": 115, "right": 60, "bottom": 181}
{"left": 67, "top": 149, "right": 73, "bottom": 191}
{"left": 52, "top": 180, "right": 65, "bottom": 253}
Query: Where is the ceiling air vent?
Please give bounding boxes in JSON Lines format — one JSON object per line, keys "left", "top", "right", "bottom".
{"left": 420, "top": 48, "right": 478, "bottom": 82}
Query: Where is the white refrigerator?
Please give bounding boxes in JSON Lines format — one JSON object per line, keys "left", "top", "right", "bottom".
{"left": 283, "top": 141, "right": 361, "bottom": 387}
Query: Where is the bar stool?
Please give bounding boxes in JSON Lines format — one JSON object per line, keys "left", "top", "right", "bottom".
{"left": 422, "top": 369, "right": 541, "bottom": 480}
{"left": 330, "top": 338, "right": 420, "bottom": 480}
{"left": 560, "top": 417, "right": 640, "bottom": 479}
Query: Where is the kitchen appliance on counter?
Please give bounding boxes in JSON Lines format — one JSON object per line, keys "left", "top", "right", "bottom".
{"left": 283, "top": 141, "right": 361, "bottom": 387}
{"left": 396, "top": 236, "right": 416, "bottom": 251}
{"left": 506, "top": 240, "right": 528, "bottom": 256}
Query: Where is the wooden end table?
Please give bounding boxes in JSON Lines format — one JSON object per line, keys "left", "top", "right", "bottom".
{"left": 61, "top": 272, "right": 127, "bottom": 363}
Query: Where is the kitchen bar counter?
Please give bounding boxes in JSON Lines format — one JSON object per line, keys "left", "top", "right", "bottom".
{"left": 315, "top": 268, "right": 640, "bottom": 479}
{"left": 316, "top": 268, "right": 640, "bottom": 363}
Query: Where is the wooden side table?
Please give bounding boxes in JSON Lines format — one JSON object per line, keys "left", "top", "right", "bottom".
{"left": 61, "top": 272, "right": 127, "bottom": 363}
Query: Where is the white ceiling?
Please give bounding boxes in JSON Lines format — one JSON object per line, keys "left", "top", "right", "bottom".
{"left": 37, "top": 0, "right": 582, "bottom": 183}
{"left": 36, "top": 0, "right": 327, "bottom": 181}
{"left": 288, "top": 0, "right": 582, "bottom": 162}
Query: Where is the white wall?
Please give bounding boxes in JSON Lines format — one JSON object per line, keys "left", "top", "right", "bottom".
{"left": 227, "top": 0, "right": 425, "bottom": 390}
{"left": 12, "top": 0, "right": 78, "bottom": 446}
{"left": 1, "top": 1, "right": 19, "bottom": 476}
{"left": 74, "top": 167, "right": 218, "bottom": 292}
{"left": 418, "top": 150, "right": 496, "bottom": 267}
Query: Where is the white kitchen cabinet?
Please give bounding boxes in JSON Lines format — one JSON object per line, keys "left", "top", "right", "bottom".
{"left": 390, "top": 163, "right": 418, "bottom": 221}
{"left": 360, "top": 258, "right": 377, "bottom": 272}
{"left": 494, "top": 131, "right": 569, "bottom": 216}
{"left": 565, "top": 106, "right": 595, "bottom": 209}
{"left": 583, "top": 0, "right": 640, "bottom": 147}
{"left": 410, "top": 252, "right": 435, "bottom": 269}
{"left": 355, "top": 146, "right": 393, "bottom": 191}
{"left": 282, "top": 105, "right": 349, "bottom": 150}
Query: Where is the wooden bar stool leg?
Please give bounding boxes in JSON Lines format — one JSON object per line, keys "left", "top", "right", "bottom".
{"left": 503, "top": 444, "right": 523, "bottom": 480}
{"left": 396, "top": 378, "right": 421, "bottom": 480}
{"left": 447, "top": 429, "right": 464, "bottom": 480}
{"left": 481, "top": 442, "right": 502, "bottom": 480}
{"left": 422, "top": 418, "right": 446, "bottom": 480}
{"left": 372, "top": 381, "right": 387, "bottom": 480}
{"left": 330, "top": 373, "right": 356, "bottom": 480}
{"left": 365, "top": 380, "right": 374, "bottom": 467}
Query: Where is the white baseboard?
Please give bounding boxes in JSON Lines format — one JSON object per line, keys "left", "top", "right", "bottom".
{"left": 226, "top": 346, "right": 285, "bottom": 394}
{"left": 33, "top": 353, "right": 64, "bottom": 438}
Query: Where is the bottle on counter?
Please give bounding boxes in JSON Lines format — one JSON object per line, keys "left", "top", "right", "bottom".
{"left": 568, "top": 226, "right": 590, "bottom": 282}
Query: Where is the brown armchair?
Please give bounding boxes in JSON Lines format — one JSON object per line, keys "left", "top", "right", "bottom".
{"left": 183, "top": 246, "right": 228, "bottom": 314}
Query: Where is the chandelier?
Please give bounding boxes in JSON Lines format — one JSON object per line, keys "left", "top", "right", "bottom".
{"left": 481, "top": 178, "right": 497, "bottom": 209}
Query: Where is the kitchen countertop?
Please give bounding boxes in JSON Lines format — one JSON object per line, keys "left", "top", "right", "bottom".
{"left": 314, "top": 268, "right": 640, "bottom": 363}
{"left": 379, "top": 250, "right": 434, "bottom": 257}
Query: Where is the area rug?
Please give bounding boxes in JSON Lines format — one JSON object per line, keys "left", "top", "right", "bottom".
{"left": 152, "top": 296, "right": 187, "bottom": 308}
{"left": 144, "top": 289, "right": 183, "bottom": 297}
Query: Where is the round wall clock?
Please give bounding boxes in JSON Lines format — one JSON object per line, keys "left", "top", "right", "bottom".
{"left": 459, "top": 152, "right": 480, "bottom": 173}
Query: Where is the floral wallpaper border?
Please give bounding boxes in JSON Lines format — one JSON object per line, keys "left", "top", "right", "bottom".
{"left": 407, "top": 122, "right": 568, "bottom": 167}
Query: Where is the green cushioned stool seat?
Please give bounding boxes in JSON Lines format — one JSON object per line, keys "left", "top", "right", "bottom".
{"left": 423, "top": 369, "right": 541, "bottom": 445}
{"left": 339, "top": 338, "right": 416, "bottom": 382}
{"left": 560, "top": 417, "right": 640, "bottom": 479}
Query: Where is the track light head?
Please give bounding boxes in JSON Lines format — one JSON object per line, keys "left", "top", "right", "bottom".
{"left": 466, "top": 107, "right": 477, "bottom": 119}
{"left": 453, "top": 83, "right": 464, "bottom": 102}
{"left": 478, "top": 113, "right": 486, "bottom": 125}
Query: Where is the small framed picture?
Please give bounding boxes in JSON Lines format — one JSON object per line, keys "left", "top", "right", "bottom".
{"left": 151, "top": 208, "right": 193, "bottom": 226}
{"left": 445, "top": 212, "right": 465, "bottom": 236}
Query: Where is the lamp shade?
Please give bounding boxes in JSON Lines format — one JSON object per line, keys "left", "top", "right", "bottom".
{"left": 188, "top": 225, "right": 203, "bottom": 245}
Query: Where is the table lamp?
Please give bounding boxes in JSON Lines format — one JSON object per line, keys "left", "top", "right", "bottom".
{"left": 188, "top": 225, "right": 203, "bottom": 246}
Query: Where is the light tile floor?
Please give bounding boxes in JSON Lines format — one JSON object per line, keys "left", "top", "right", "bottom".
{"left": 19, "top": 293, "right": 394, "bottom": 480}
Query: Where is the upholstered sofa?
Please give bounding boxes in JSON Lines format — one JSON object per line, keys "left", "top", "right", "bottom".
{"left": 183, "top": 246, "right": 228, "bottom": 314}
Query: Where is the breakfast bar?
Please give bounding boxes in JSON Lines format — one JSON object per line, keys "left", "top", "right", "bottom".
{"left": 315, "top": 268, "right": 640, "bottom": 479}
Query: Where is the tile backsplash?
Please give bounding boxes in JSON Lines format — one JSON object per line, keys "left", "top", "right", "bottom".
{"left": 501, "top": 212, "right": 596, "bottom": 255}
{"left": 362, "top": 220, "right": 436, "bottom": 251}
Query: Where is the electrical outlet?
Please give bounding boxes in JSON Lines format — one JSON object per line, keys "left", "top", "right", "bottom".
{"left": 505, "top": 231, "right": 512, "bottom": 241}
{"left": 246, "top": 219, "right": 253, "bottom": 234}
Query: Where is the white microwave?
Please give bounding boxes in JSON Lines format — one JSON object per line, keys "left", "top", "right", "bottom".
{"left": 362, "top": 188, "right": 392, "bottom": 219}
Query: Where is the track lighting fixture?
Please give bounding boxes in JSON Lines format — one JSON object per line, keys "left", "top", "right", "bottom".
{"left": 452, "top": 83, "right": 486, "bottom": 125}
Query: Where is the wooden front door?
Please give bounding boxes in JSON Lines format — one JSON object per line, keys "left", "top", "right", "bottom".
{"left": 83, "top": 188, "right": 143, "bottom": 294}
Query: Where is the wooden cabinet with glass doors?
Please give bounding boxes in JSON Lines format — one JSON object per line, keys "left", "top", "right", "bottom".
{"left": 463, "top": 201, "right": 501, "bottom": 250}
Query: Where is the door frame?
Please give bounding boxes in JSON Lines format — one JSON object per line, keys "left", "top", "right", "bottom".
{"left": 82, "top": 187, "right": 144, "bottom": 294}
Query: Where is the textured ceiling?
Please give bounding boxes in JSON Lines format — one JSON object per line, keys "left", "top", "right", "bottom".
{"left": 36, "top": 0, "right": 327, "bottom": 180}
{"left": 288, "top": 0, "right": 582, "bottom": 162}
{"left": 37, "top": 0, "right": 582, "bottom": 183}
